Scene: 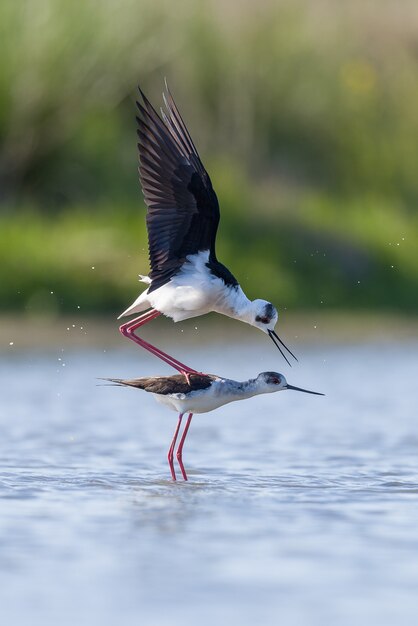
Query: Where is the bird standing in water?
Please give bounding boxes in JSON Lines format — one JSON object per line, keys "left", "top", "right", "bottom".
{"left": 119, "top": 82, "right": 296, "bottom": 378}
{"left": 104, "top": 371, "right": 323, "bottom": 481}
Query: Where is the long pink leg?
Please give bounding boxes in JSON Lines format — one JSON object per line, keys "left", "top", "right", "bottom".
{"left": 176, "top": 413, "right": 193, "bottom": 481}
{"left": 167, "top": 413, "right": 184, "bottom": 481}
{"left": 119, "top": 309, "right": 197, "bottom": 375}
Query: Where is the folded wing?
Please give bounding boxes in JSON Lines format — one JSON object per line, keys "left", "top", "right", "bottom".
{"left": 103, "top": 374, "right": 216, "bottom": 395}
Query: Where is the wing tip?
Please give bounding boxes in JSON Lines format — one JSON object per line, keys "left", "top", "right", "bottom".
{"left": 137, "top": 84, "right": 147, "bottom": 101}
{"left": 97, "top": 377, "right": 124, "bottom": 386}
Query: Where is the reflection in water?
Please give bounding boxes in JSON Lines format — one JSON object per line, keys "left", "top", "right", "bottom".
{"left": 1, "top": 342, "right": 418, "bottom": 626}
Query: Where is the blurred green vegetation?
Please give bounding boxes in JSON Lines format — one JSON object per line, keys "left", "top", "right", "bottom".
{"left": 1, "top": 0, "right": 418, "bottom": 314}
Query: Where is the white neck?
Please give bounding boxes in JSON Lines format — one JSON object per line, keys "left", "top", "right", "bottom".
{"left": 221, "top": 377, "right": 263, "bottom": 403}
{"left": 213, "top": 286, "right": 254, "bottom": 324}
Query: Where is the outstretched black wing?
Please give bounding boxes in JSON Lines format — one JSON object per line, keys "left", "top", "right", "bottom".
{"left": 137, "top": 83, "right": 222, "bottom": 292}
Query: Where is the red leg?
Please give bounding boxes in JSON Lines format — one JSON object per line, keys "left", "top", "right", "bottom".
{"left": 176, "top": 413, "right": 193, "bottom": 481}
{"left": 119, "top": 309, "right": 197, "bottom": 375}
{"left": 167, "top": 413, "right": 183, "bottom": 481}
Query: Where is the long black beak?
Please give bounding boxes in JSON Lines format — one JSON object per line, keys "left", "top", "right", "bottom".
{"left": 286, "top": 384, "right": 324, "bottom": 396}
{"left": 268, "top": 330, "right": 298, "bottom": 367}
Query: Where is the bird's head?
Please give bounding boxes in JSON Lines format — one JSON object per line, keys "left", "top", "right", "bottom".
{"left": 256, "top": 372, "right": 324, "bottom": 396}
{"left": 250, "top": 300, "right": 297, "bottom": 366}
{"left": 251, "top": 299, "right": 278, "bottom": 332}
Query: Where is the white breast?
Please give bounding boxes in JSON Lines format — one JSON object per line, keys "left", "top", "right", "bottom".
{"left": 121, "top": 249, "right": 252, "bottom": 323}
{"left": 153, "top": 379, "right": 248, "bottom": 414}
{"left": 147, "top": 251, "right": 229, "bottom": 322}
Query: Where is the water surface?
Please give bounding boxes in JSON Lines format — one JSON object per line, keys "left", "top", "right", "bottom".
{"left": 1, "top": 341, "right": 418, "bottom": 625}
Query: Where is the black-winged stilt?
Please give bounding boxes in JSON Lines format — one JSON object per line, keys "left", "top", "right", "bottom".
{"left": 119, "top": 81, "right": 297, "bottom": 377}
{"left": 104, "top": 371, "right": 323, "bottom": 481}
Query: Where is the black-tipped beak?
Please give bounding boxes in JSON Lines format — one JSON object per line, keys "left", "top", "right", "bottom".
{"left": 286, "top": 384, "right": 324, "bottom": 396}
{"left": 268, "top": 330, "right": 298, "bottom": 367}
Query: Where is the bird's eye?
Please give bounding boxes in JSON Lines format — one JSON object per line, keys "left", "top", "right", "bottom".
{"left": 255, "top": 315, "right": 270, "bottom": 324}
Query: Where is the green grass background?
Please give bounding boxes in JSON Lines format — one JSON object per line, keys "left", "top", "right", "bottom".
{"left": 1, "top": 0, "right": 417, "bottom": 315}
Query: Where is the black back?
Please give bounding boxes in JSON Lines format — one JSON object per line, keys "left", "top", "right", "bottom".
{"left": 104, "top": 373, "right": 217, "bottom": 395}
{"left": 136, "top": 84, "right": 224, "bottom": 292}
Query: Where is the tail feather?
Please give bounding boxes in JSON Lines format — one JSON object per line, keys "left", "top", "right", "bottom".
{"left": 98, "top": 377, "right": 148, "bottom": 389}
{"left": 117, "top": 296, "right": 150, "bottom": 319}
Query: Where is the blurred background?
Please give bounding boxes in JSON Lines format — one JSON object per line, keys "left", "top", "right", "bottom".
{"left": 1, "top": 0, "right": 418, "bottom": 336}
{"left": 2, "top": 4, "right": 418, "bottom": 626}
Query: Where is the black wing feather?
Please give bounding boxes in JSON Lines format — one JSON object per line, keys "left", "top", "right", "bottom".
{"left": 136, "top": 84, "right": 221, "bottom": 292}
{"left": 103, "top": 374, "right": 216, "bottom": 395}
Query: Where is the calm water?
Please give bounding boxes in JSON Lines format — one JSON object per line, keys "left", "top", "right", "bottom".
{"left": 1, "top": 341, "right": 418, "bottom": 625}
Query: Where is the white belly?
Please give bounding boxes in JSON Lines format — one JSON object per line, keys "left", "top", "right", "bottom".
{"left": 153, "top": 380, "right": 250, "bottom": 414}
{"left": 120, "top": 250, "right": 251, "bottom": 323}
{"left": 147, "top": 284, "right": 215, "bottom": 322}
{"left": 146, "top": 252, "right": 228, "bottom": 322}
